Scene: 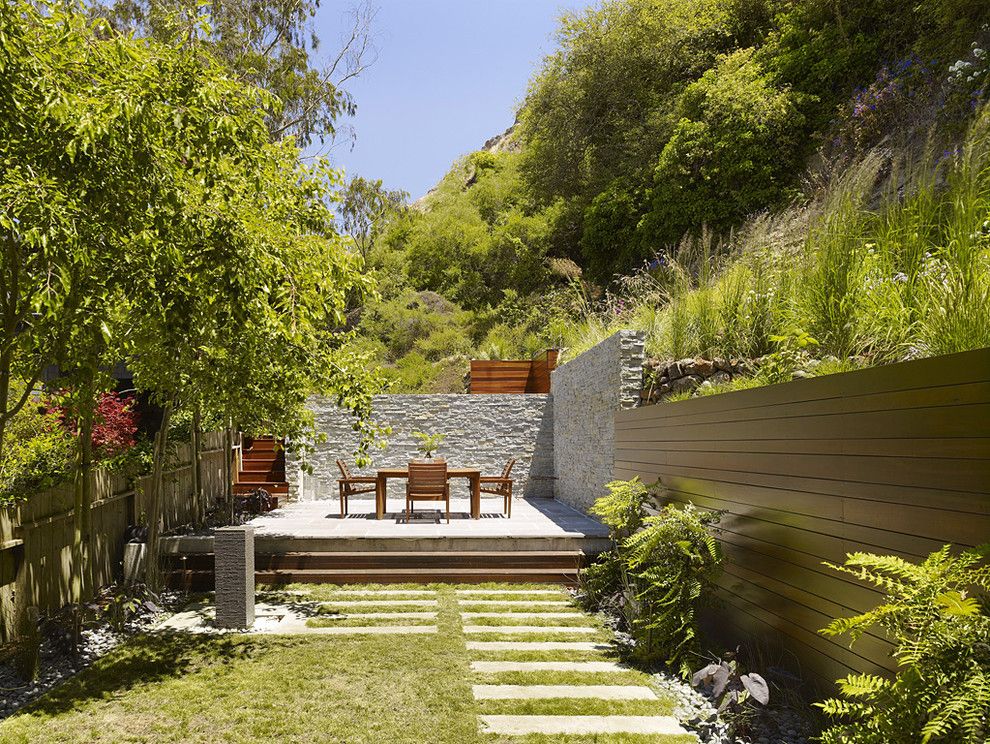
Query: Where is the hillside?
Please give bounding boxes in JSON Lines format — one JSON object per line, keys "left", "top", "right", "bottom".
{"left": 349, "top": 0, "right": 990, "bottom": 393}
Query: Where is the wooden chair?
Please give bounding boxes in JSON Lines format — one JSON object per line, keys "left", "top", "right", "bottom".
{"left": 336, "top": 459, "right": 377, "bottom": 517}
{"left": 405, "top": 461, "right": 450, "bottom": 524}
{"left": 480, "top": 458, "right": 516, "bottom": 517}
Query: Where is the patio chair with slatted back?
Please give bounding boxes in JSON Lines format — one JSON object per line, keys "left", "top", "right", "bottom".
{"left": 480, "top": 458, "right": 516, "bottom": 517}
{"left": 405, "top": 460, "right": 450, "bottom": 524}
{"left": 336, "top": 459, "right": 377, "bottom": 517}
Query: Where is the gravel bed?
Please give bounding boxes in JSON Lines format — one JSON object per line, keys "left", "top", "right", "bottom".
{"left": 569, "top": 589, "right": 816, "bottom": 744}
{"left": 0, "top": 590, "right": 185, "bottom": 721}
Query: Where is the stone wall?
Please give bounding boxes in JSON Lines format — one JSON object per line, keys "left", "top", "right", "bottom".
{"left": 290, "top": 394, "right": 554, "bottom": 501}
{"left": 551, "top": 330, "right": 645, "bottom": 512}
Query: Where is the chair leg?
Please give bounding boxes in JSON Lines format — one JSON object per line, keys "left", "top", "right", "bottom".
{"left": 446, "top": 493, "right": 450, "bottom": 524}
{"left": 506, "top": 488, "right": 512, "bottom": 518}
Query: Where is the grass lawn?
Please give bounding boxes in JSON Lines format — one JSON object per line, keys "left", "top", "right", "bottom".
{"left": 0, "top": 583, "right": 694, "bottom": 744}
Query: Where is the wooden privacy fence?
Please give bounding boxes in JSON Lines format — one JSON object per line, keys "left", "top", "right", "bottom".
{"left": 0, "top": 431, "right": 236, "bottom": 641}
{"left": 614, "top": 348, "right": 990, "bottom": 686}
{"left": 469, "top": 350, "right": 559, "bottom": 394}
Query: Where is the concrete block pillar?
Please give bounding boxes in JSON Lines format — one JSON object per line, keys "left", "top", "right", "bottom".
{"left": 214, "top": 526, "right": 255, "bottom": 628}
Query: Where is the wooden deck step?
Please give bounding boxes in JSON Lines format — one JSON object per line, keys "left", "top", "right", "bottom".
{"left": 237, "top": 471, "right": 287, "bottom": 484}
{"left": 166, "top": 550, "right": 585, "bottom": 571}
{"left": 233, "top": 482, "right": 288, "bottom": 495}
{"left": 256, "top": 567, "right": 579, "bottom": 585}
{"left": 164, "top": 566, "right": 579, "bottom": 590}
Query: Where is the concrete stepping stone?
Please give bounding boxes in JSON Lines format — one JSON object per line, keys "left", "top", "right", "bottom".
{"left": 473, "top": 685, "right": 658, "bottom": 700}
{"left": 317, "top": 612, "right": 436, "bottom": 619}
{"left": 461, "top": 612, "right": 583, "bottom": 619}
{"left": 327, "top": 590, "right": 437, "bottom": 596}
{"left": 463, "top": 625, "right": 598, "bottom": 635}
{"left": 457, "top": 589, "right": 563, "bottom": 595}
{"left": 479, "top": 715, "right": 686, "bottom": 736}
{"left": 319, "top": 599, "right": 438, "bottom": 606}
{"left": 466, "top": 641, "right": 609, "bottom": 651}
{"left": 458, "top": 600, "right": 572, "bottom": 607}
{"left": 304, "top": 625, "right": 438, "bottom": 635}
{"left": 471, "top": 661, "right": 626, "bottom": 673}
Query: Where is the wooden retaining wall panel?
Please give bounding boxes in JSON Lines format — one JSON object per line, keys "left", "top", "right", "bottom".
{"left": 614, "top": 348, "right": 990, "bottom": 684}
{"left": 469, "top": 352, "right": 558, "bottom": 394}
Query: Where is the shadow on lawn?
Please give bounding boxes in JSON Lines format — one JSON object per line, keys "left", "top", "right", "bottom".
{"left": 16, "top": 634, "right": 259, "bottom": 719}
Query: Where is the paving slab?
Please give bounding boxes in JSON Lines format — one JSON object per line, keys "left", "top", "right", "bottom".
{"left": 463, "top": 625, "right": 598, "bottom": 635}
{"left": 466, "top": 641, "right": 610, "bottom": 651}
{"left": 304, "top": 625, "right": 438, "bottom": 635}
{"left": 479, "top": 715, "right": 686, "bottom": 736}
{"left": 461, "top": 612, "right": 584, "bottom": 619}
{"left": 458, "top": 600, "right": 572, "bottom": 607}
{"left": 319, "top": 599, "right": 438, "bottom": 606}
{"left": 316, "top": 612, "right": 437, "bottom": 619}
{"left": 471, "top": 661, "right": 627, "bottom": 673}
{"left": 456, "top": 589, "right": 565, "bottom": 595}
{"left": 324, "top": 590, "right": 438, "bottom": 596}
{"left": 473, "top": 685, "right": 658, "bottom": 700}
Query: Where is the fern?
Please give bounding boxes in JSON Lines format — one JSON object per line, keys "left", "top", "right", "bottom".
{"left": 586, "top": 480, "right": 723, "bottom": 677}
{"left": 816, "top": 545, "right": 990, "bottom": 743}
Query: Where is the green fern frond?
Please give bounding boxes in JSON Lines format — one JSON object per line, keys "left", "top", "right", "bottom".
{"left": 837, "top": 673, "right": 890, "bottom": 697}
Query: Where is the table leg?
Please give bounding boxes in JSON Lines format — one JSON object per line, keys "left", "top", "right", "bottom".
{"left": 376, "top": 475, "right": 385, "bottom": 520}
{"left": 471, "top": 474, "right": 480, "bottom": 520}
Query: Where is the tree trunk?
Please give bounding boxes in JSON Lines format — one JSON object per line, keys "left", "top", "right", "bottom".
{"left": 224, "top": 422, "right": 234, "bottom": 524}
{"left": 71, "top": 400, "right": 95, "bottom": 604}
{"left": 144, "top": 400, "right": 173, "bottom": 591}
{"left": 191, "top": 404, "right": 203, "bottom": 528}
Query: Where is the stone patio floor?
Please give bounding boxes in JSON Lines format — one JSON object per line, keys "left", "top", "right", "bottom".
{"left": 242, "top": 497, "right": 609, "bottom": 540}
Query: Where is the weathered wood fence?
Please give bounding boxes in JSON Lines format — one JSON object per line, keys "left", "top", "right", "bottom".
{"left": 0, "top": 431, "right": 237, "bottom": 641}
{"left": 614, "top": 348, "right": 990, "bottom": 686}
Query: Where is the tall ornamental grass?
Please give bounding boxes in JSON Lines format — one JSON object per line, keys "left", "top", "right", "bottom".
{"left": 562, "top": 104, "right": 990, "bottom": 367}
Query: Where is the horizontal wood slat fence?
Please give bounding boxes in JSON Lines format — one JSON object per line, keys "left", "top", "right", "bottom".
{"left": 0, "top": 431, "right": 237, "bottom": 641}
{"left": 469, "top": 350, "right": 559, "bottom": 394}
{"left": 614, "top": 348, "right": 990, "bottom": 686}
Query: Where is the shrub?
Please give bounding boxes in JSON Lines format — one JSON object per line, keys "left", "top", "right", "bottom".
{"left": 816, "top": 545, "right": 990, "bottom": 743}
{"left": 640, "top": 49, "right": 804, "bottom": 250}
{"left": 90, "top": 392, "right": 139, "bottom": 460}
{"left": 0, "top": 383, "right": 73, "bottom": 505}
{"left": 585, "top": 478, "right": 723, "bottom": 676}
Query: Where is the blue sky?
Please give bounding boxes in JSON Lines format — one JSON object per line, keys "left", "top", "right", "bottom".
{"left": 314, "top": 0, "right": 588, "bottom": 199}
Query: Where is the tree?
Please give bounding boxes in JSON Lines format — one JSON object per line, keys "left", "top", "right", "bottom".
{"left": 96, "top": 0, "right": 378, "bottom": 146}
{"left": 340, "top": 176, "right": 408, "bottom": 261}
{"left": 1, "top": 0, "right": 381, "bottom": 596}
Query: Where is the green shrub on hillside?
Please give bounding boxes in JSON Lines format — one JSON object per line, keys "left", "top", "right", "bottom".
{"left": 639, "top": 49, "right": 804, "bottom": 250}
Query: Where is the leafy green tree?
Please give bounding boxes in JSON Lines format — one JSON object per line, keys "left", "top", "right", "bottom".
{"left": 638, "top": 49, "right": 804, "bottom": 250}
{"left": 340, "top": 176, "right": 408, "bottom": 261}
{"left": 96, "top": 0, "right": 377, "bottom": 146}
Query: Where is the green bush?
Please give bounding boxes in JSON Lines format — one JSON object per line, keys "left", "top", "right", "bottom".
{"left": 640, "top": 49, "right": 804, "bottom": 249}
{"left": 817, "top": 545, "right": 990, "bottom": 743}
{"left": 0, "top": 385, "right": 73, "bottom": 505}
{"left": 585, "top": 478, "right": 723, "bottom": 676}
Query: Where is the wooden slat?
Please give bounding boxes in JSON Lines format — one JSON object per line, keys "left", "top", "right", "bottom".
{"left": 469, "top": 352, "right": 557, "bottom": 394}
{"left": 614, "top": 351, "right": 990, "bottom": 681}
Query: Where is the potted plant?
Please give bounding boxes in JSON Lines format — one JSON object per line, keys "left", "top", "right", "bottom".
{"left": 411, "top": 431, "right": 446, "bottom": 461}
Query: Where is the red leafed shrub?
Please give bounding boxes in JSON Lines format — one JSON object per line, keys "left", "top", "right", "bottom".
{"left": 56, "top": 391, "right": 139, "bottom": 461}
{"left": 91, "top": 392, "right": 138, "bottom": 460}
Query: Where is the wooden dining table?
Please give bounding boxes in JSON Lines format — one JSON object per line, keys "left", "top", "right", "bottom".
{"left": 375, "top": 467, "right": 481, "bottom": 520}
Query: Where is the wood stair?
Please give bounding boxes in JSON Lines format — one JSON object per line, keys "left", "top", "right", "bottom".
{"left": 164, "top": 550, "right": 588, "bottom": 589}
{"left": 234, "top": 436, "right": 288, "bottom": 506}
